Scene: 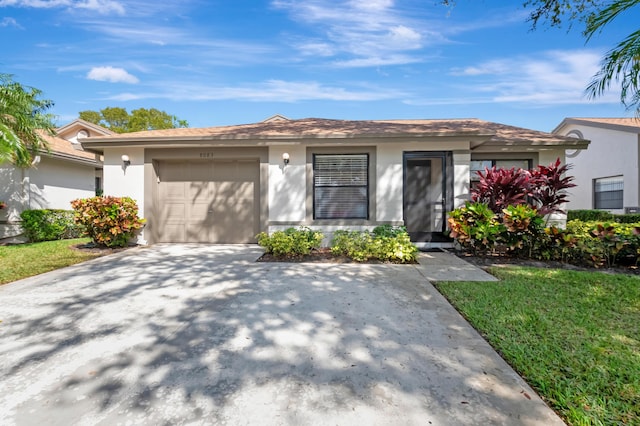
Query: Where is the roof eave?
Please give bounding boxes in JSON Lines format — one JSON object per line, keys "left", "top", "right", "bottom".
{"left": 553, "top": 118, "right": 640, "bottom": 134}
{"left": 81, "top": 132, "right": 496, "bottom": 153}
{"left": 41, "top": 150, "right": 98, "bottom": 166}
{"left": 473, "top": 139, "right": 590, "bottom": 152}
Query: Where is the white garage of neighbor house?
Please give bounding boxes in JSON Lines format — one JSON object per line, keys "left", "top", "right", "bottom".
{"left": 80, "top": 116, "right": 589, "bottom": 246}
{"left": 553, "top": 118, "right": 640, "bottom": 214}
{"left": 0, "top": 119, "right": 112, "bottom": 241}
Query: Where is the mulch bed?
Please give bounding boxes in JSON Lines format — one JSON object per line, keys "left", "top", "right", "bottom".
{"left": 452, "top": 250, "right": 640, "bottom": 276}
{"left": 71, "top": 242, "right": 136, "bottom": 255}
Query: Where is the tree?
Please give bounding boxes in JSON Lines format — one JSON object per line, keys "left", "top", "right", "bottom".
{"left": 0, "top": 74, "right": 55, "bottom": 167}
{"left": 79, "top": 107, "right": 188, "bottom": 133}
{"left": 444, "top": 1, "right": 640, "bottom": 114}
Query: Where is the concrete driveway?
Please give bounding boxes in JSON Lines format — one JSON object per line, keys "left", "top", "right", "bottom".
{"left": 0, "top": 244, "right": 564, "bottom": 425}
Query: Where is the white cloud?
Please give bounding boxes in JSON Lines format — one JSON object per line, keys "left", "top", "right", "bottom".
{"left": 411, "top": 49, "right": 620, "bottom": 107}
{"left": 75, "top": 0, "right": 124, "bottom": 14}
{"left": 87, "top": 66, "right": 139, "bottom": 84}
{"left": 0, "top": 0, "right": 125, "bottom": 15}
{"left": 105, "top": 79, "right": 404, "bottom": 102}
{"left": 272, "top": 0, "right": 428, "bottom": 67}
{"left": 450, "top": 60, "right": 511, "bottom": 76}
{"left": 333, "top": 54, "right": 424, "bottom": 68}
{"left": 0, "top": 16, "right": 22, "bottom": 28}
{"left": 388, "top": 25, "right": 421, "bottom": 47}
{"left": 295, "top": 41, "right": 335, "bottom": 57}
{"left": 348, "top": 0, "right": 393, "bottom": 11}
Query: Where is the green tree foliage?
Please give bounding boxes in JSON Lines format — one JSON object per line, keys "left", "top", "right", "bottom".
{"left": 79, "top": 107, "right": 188, "bottom": 133}
{"left": 444, "top": 1, "right": 640, "bottom": 114}
{"left": 0, "top": 74, "right": 55, "bottom": 167}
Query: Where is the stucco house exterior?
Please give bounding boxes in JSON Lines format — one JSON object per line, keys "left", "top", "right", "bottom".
{"left": 80, "top": 116, "right": 589, "bottom": 246}
{"left": 553, "top": 118, "right": 640, "bottom": 214}
{"left": 0, "top": 119, "right": 112, "bottom": 240}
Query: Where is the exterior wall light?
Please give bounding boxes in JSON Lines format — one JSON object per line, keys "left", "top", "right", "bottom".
{"left": 282, "top": 152, "right": 290, "bottom": 165}
{"left": 121, "top": 154, "right": 131, "bottom": 169}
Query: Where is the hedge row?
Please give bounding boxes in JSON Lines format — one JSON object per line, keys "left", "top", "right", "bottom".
{"left": 19, "top": 209, "right": 85, "bottom": 242}
{"left": 449, "top": 202, "right": 640, "bottom": 268}
{"left": 257, "top": 225, "right": 418, "bottom": 263}
{"left": 18, "top": 196, "right": 145, "bottom": 248}
{"left": 568, "top": 209, "right": 640, "bottom": 224}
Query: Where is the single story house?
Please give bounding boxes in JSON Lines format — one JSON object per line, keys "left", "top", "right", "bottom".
{"left": 553, "top": 117, "right": 640, "bottom": 213}
{"left": 0, "top": 119, "right": 112, "bottom": 241}
{"left": 80, "top": 116, "right": 589, "bottom": 246}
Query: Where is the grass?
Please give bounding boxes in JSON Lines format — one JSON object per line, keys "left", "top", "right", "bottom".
{"left": 435, "top": 266, "right": 640, "bottom": 425}
{"left": 0, "top": 238, "right": 102, "bottom": 285}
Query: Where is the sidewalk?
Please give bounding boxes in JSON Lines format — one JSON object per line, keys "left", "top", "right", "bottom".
{"left": 416, "top": 250, "right": 499, "bottom": 282}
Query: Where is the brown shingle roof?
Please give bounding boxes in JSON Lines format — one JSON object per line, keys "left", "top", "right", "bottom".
{"left": 83, "top": 117, "right": 579, "bottom": 145}
{"left": 84, "top": 118, "right": 491, "bottom": 140}
{"left": 38, "top": 131, "right": 96, "bottom": 163}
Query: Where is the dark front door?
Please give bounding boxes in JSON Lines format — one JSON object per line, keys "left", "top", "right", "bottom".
{"left": 403, "top": 152, "right": 452, "bottom": 242}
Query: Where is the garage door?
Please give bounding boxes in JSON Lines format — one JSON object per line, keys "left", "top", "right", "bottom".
{"left": 157, "top": 159, "right": 259, "bottom": 243}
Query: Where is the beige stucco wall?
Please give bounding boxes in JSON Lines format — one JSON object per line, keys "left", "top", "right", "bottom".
{"left": 102, "top": 148, "right": 146, "bottom": 243}
{"left": 375, "top": 140, "right": 471, "bottom": 223}
{"left": 28, "top": 158, "right": 96, "bottom": 209}
{"left": 103, "top": 148, "right": 146, "bottom": 216}
{"left": 559, "top": 124, "right": 639, "bottom": 213}
{"left": 97, "top": 139, "right": 570, "bottom": 244}
{"left": 0, "top": 158, "right": 96, "bottom": 239}
{"left": 268, "top": 145, "right": 306, "bottom": 222}
{"left": 266, "top": 139, "right": 472, "bottom": 243}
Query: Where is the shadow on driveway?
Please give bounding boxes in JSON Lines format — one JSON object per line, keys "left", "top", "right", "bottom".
{"left": 0, "top": 244, "right": 563, "bottom": 425}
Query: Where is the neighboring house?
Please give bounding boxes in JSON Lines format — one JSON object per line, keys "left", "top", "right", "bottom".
{"left": 0, "top": 119, "right": 113, "bottom": 240}
{"left": 553, "top": 118, "right": 640, "bottom": 214}
{"left": 80, "top": 116, "right": 588, "bottom": 247}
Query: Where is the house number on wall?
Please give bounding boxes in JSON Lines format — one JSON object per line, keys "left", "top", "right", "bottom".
{"left": 199, "top": 153, "right": 215, "bottom": 158}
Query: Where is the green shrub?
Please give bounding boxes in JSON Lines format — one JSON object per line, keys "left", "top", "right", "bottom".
{"left": 19, "top": 209, "right": 84, "bottom": 242}
{"left": 331, "top": 227, "right": 418, "bottom": 263}
{"left": 447, "top": 202, "right": 504, "bottom": 255}
{"left": 567, "top": 209, "right": 615, "bottom": 222}
{"left": 564, "top": 220, "right": 640, "bottom": 267}
{"left": 71, "top": 196, "right": 145, "bottom": 248}
{"left": 501, "top": 204, "right": 545, "bottom": 257}
{"left": 372, "top": 224, "right": 406, "bottom": 238}
{"left": 615, "top": 213, "right": 640, "bottom": 223}
{"left": 256, "top": 227, "right": 324, "bottom": 256}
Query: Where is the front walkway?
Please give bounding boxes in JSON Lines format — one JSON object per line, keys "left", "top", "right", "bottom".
{"left": 0, "top": 244, "right": 560, "bottom": 425}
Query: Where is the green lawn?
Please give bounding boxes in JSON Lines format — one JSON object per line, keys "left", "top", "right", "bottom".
{"left": 435, "top": 267, "right": 640, "bottom": 426}
{"left": 0, "top": 238, "right": 102, "bottom": 285}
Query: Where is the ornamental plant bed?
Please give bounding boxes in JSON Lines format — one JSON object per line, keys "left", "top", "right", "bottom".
{"left": 71, "top": 241, "right": 137, "bottom": 255}
{"left": 453, "top": 250, "right": 640, "bottom": 276}
{"left": 257, "top": 247, "right": 418, "bottom": 264}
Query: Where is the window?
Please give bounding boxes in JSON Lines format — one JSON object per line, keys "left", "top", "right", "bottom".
{"left": 470, "top": 160, "right": 493, "bottom": 182}
{"left": 594, "top": 176, "right": 623, "bottom": 209}
{"left": 470, "top": 159, "right": 532, "bottom": 184}
{"left": 313, "top": 154, "right": 368, "bottom": 219}
{"left": 95, "top": 176, "right": 103, "bottom": 196}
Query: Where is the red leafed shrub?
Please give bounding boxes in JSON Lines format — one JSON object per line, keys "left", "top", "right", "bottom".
{"left": 71, "top": 196, "right": 145, "bottom": 248}
{"left": 472, "top": 158, "right": 576, "bottom": 217}
{"left": 471, "top": 167, "right": 532, "bottom": 213}
{"left": 529, "top": 158, "right": 577, "bottom": 216}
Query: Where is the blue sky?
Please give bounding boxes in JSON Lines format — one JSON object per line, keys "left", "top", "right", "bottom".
{"left": 0, "top": 0, "right": 636, "bottom": 131}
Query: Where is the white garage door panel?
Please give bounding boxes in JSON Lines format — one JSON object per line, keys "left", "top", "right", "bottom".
{"left": 157, "top": 160, "right": 259, "bottom": 243}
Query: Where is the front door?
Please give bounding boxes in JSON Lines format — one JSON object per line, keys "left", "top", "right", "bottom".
{"left": 403, "top": 152, "right": 452, "bottom": 242}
